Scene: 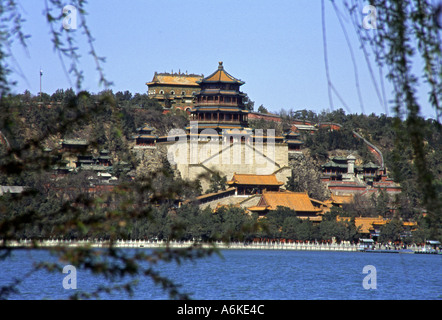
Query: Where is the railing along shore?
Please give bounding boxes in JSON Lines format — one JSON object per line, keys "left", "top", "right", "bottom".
{"left": 0, "top": 239, "right": 433, "bottom": 253}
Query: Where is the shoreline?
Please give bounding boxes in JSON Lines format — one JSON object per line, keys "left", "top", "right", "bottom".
{"left": 1, "top": 239, "right": 437, "bottom": 253}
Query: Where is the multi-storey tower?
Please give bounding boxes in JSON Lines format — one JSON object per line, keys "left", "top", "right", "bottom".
{"left": 189, "top": 62, "right": 250, "bottom": 133}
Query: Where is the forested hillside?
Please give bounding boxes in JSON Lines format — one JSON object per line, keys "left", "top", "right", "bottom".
{"left": 2, "top": 90, "right": 441, "bottom": 214}
{"left": 251, "top": 108, "right": 442, "bottom": 216}
{"left": 307, "top": 108, "right": 441, "bottom": 215}
{"left": 1, "top": 90, "right": 441, "bottom": 243}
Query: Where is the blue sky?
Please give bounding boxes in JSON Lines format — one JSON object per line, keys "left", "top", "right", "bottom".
{"left": 8, "top": 0, "right": 437, "bottom": 119}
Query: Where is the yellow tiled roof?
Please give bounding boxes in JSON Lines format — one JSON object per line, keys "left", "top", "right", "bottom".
{"left": 403, "top": 221, "right": 418, "bottom": 227}
{"left": 200, "top": 62, "right": 244, "bottom": 84}
{"left": 337, "top": 216, "right": 387, "bottom": 233}
{"left": 227, "top": 174, "right": 284, "bottom": 186}
{"left": 146, "top": 74, "right": 202, "bottom": 86}
{"left": 330, "top": 194, "right": 354, "bottom": 205}
{"left": 338, "top": 216, "right": 418, "bottom": 234}
{"left": 253, "top": 191, "right": 322, "bottom": 213}
{"left": 247, "top": 206, "right": 268, "bottom": 211}
{"left": 204, "top": 70, "right": 237, "bottom": 83}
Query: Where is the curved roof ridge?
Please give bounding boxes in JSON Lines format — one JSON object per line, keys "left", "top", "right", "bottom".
{"left": 198, "top": 62, "right": 245, "bottom": 85}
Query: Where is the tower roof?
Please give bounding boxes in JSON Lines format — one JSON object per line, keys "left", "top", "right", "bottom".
{"left": 198, "top": 62, "right": 245, "bottom": 85}
{"left": 136, "top": 124, "right": 155, "bottom": 132}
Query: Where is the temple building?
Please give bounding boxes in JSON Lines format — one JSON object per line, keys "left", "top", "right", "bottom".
{"left": 227, "top": 173, "right": 284, "bottom": 195}
{"left": 248, "top": 190, "right": 326, "bottom": 222}
{"left": 61, "top": 139, "right": 88, "bottom": 153}
{"left": 146, "top": 71, "right": 203, "bottom": 111}
{"left": 60, "top": 139, "right": 89, "bottom": 169}
{"left": 321, "top": 156, "right": 349, "bottom": 180}
{"left": 321, "top": 156, "right": 383, "bottom": 183}
{"left": 73, "top": 149, "right": 114, "bottom": 174}
{"left": 321, "top": 155, "right": 401, "bottom": 196}
{"left": 52, "top": 139, "right": 119, "bottom": 185}
{"left": 284, "top": 130, "right": 304, "bottom": 153}
{"left": 75, "top": 154, "right": 94, "bottom": 168}
{"left": 97, "top": 150, "right": 112, "bottom": 167}
{"left": 132, "top": 124, "right": 158, "bottom": 148}
{"left": 361, "top": 161, "right": 382, "bottom": 183}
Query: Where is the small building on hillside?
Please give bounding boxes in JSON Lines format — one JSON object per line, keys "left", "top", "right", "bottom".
{"left": 321, "top": 156, "right": 350, "bottom": 180}
{"left": 284, "top": 130, "right": 304, "bottom": 153}
{"left": 97, "top": 149, "right": 112, "bottom": 167}
{"left": 61, "top": 139, "right": 89, "bottom": 153}
{"left": 74, "top": 149, "right": 113, "bottom": 170}
{"left": 60, "top": 139, "right": 89, "bottom": 168}
{"left": 75, "top": 154, "right": 94, "bottom": 168}
{"left": 321, "top": 154, "right": 401, "bottom": 196}
{"left": 133, "top": 124, "right": 158, "bottom": 148}
{"left": 321, "top": 155, "right": 386, "bottom": 184}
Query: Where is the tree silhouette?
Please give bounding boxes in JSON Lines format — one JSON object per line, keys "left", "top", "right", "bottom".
{"left": 0, "top": 1, "right": 217, "bottom": 300}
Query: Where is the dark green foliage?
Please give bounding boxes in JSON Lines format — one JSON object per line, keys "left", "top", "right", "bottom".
{"left": 264, "top": 206, "right": 296, "bottom": 238}
{"left": 379, "top": 219, "right": 404, "bottom": 243}
{"left": 257, "top": 105, "right": 268, "bottom": 114}
{"left": 304, "top": 122, "right": 375, "bottom": 162}
{"left": 206, "top": 172, "right": 227, "bottom": 194}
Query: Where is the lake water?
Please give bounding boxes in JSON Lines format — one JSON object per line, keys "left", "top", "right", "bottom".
{"left": 0, "top": 249, "right": 440, "bottom": 300}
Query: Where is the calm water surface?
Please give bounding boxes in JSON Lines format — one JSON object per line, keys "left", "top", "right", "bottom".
{"left": 0, "top": 249, "right": 440, "bottom": 300}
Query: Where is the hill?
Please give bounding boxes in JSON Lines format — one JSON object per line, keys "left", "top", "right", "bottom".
{"left": 0, "top": 90, "right": 440, "bottom": 242}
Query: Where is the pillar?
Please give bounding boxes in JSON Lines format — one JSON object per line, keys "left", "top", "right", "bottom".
{"left": 347, "top": 154, "right": 356, "bottom": 174}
